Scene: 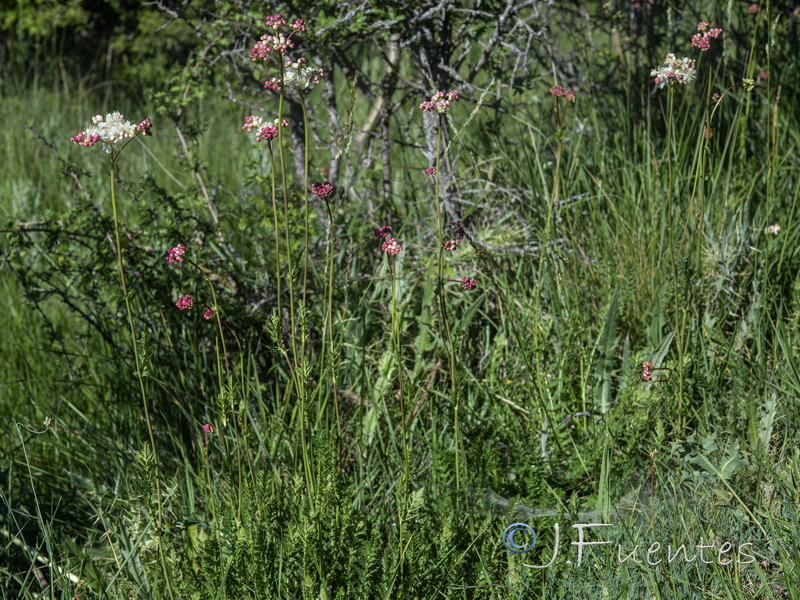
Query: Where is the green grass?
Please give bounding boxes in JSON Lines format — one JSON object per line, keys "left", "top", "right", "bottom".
{"left": 2, "top": 3, "right": 800, "bottom": 599}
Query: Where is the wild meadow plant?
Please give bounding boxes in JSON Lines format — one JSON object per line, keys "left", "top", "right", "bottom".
{"left": 245, "top": 14, "right": 328, "bottom": 519}
{"left": 420, "top": 90, "right": 477, "bottom": 506}
{"left": 168, "top": 242, "right": 253, "bottom": 525}
{"left": 647, "top": 20, "right": 765, "bottom": 427}
{"left": 70, "top": 112, "right": 181, "bottom": 599}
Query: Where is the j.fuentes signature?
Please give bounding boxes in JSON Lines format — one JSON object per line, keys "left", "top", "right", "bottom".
{"left": 502, "top": 522, "right": 756, "bottom": 568}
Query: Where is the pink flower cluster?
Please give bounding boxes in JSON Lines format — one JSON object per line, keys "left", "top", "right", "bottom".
{"left": 691, "top": 22, "right": 722, "bottom": 52}
{"left": 311, "top": 181, "right": 334, "bottom": 198}
{"left": 460, "top": 277, "right": 476, "bottom": 291}
{"left": 202, "top": 423, "right": 214, "bottom": 434}
{"left": 250, "top": 14, "right": 307, "bottom": 60}
{"left": 374, "top": 225, "right": 393, "bottom": 240}
{"left": 242, "top": 116, "right": 288, "bottom": 142}
{"left": 420, "top": 91, "right": 459, "bottom": 113}
{"left": 382, "top": 237, "right": 403, "bottom": 256}
{"left": 443, "top": 221, "right": 466, "bottom": 252}
{"left": 71, "top": 131, "right": 100, "bottom": 147}
{"left": 642, "top": 360, "right": 653, "bottom": 381}
{"left": 137, "top": 118, "right": 153, "bottom": 136}
{"left": 166, "top": 244, "right": 187, "bottom": 263}
{"left": 175, "top": 295, "right": 216, "bottom": 320}
{"left": 550, "top": 86, "right": 576, "bottom": 102}
{"left": 375, "top": 225, "right": 402, "bottom": 255}
{"left": 425, "top": 166, "right": 436, "bottom": 176}
{"left": 176, "top": 295, "right": 194, "bottom": 310}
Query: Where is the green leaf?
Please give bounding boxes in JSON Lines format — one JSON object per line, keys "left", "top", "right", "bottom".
{"left": 593, "top": 290, "right": 618, "bottom": 414}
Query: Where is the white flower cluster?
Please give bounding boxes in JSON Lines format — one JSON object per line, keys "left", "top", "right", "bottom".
{"left": 650, "top": 54, "right": 697, "bottom": 89}
{"left": 283, "top": 58, "right": 324, "bottom": 90}
{"left": 87, "top": 112, "right": 138, "bottom": 150}
{"left": 71, "top": 112, "right": 152, "bottom": 153}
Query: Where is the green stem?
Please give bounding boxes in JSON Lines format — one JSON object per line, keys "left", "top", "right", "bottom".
{"left": 390, "top": 257, "right": 409, "bottom": 551}
{"left": 276, "top": 77, "right": 311, "bottom": 504}
{"left": 530, "top": 97, "right": 568, "bottom": 457}
{"left": 666, "top": 86, "right": 685, "bottom": 422}
{"left": 323, "top": 196, "right": 341, "bottom": 436}
{"left": 268, "top": 145, "right": 282, "bottom": 331}
{"left": 203, "top": 278, "right": 244, "bottom": 523}
{"left": 299, "top": 94, "right": 311, "bottom": 320}
{"left": 203, "top": 437, "right": 223, "bottom": 573}
{"left": 433, "top": 117, "right": 465, "bottom": 503}
{"left": 277, "top": 71, "right": 298, "bottom": 369}
{"left": 109, "top": 155, "right": 174, "bottom": 600}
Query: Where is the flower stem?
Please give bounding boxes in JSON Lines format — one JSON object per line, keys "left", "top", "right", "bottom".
{"left": 433, "top": 115, "right": 465, "bottom": 506}
{"left": 390, "top": 256, "right": 409, "bottom": 551}
{"left": 299, "top": 94, "right": 311, "bottom": 319}
{"left": 277, "top": 68, "right": 298, "bottom": 368}
{"left": 666, "top": 86, "right": 685, "bottom": 423}
{"left": 109, "top": 155, "right": 174, "bottom": 600}
{"left": 268, "top": 144, "right": 282, "bottom": 330}
{"left": 323, "top": 196, "right": 341, "bottom": 436}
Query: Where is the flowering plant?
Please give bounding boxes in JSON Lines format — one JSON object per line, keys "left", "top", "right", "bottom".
{"left": 691, "top": 22, "right": 723, "bottom": 52}
{"left": 420, "top": 91, "right": 459, "bottom": 113}
{"left": 241, "top": 116, "right": 288, "bottom": 143}
{"left": 249, "top": 14, "right": 306, "bottom": 60}
{"left": 651, "top": 53, "right": 697, "bottom": 89}
{"left": 70, "top": 112, "right": 152, "bottom": 153}
{"left": 311, "top": 182, "right": 334, "bottom": 198}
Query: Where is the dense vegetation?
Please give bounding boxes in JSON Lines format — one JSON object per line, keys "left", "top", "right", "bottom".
{"left": 2, "top": 1, "right": 800, "bottom": 598}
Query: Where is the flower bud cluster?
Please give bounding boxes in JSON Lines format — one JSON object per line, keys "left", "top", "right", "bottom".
{"left": 166, "top": 244, "right": 187, "bottom": 263}
{"left": 420, "top": 91, "right": 459, "bottom": 113}
{"left": 311, "top": 182, "right": 334, "bottom": 198}
{"left": 642, "top": 361, "right": 653, "bottom": 381}
{"left": 460, "top": 277, "right": 476, "bottom": 291}
{"left": 374, "top": 226, "right": 393, "bottom": 240}
{"left": 241, "top": 116, "right": 289, "bottom": 142}
{"left": 374, "top": 225, "right": 403, "bottom": 256}
{"left": 691, "top": 22, "right": 723, "bottom": 52}
{"left": 382, "top": 237, "right": 403, "bottom": 256}
{"left": 550, "top": 86, "right": 576, "bottom": 102}
{"left": 442, "top": 221, "right": 466, "bottom": 252}
{"left": 176, "top": 295, "right": 194, "bottom": 310}
{"left": 250, "top": 14, "right": 307, "bottom": 60}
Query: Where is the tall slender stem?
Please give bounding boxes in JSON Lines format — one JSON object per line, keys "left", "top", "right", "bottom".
{"left": 300, "top": 94, "right": 311, "bottom": 314}
{"left": 323, "top": 197, "right": 341, "bottom": 436}
{"left": 433, "top": 116, "right": 465, "bottom": 503}
{"left": 109, "top": 155, "right": 174, "bottom": 600}
{"left": 666, "top": 87, "right": 685, "bottom": 421}
{"left": 268, "top": 145, "right": 282, "bottom": 329}
{"left": 390, "top": 257, "right": 409, "bottom": 553}
{"left": 277, "top": 72, "right": 298, "bottom": 368}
